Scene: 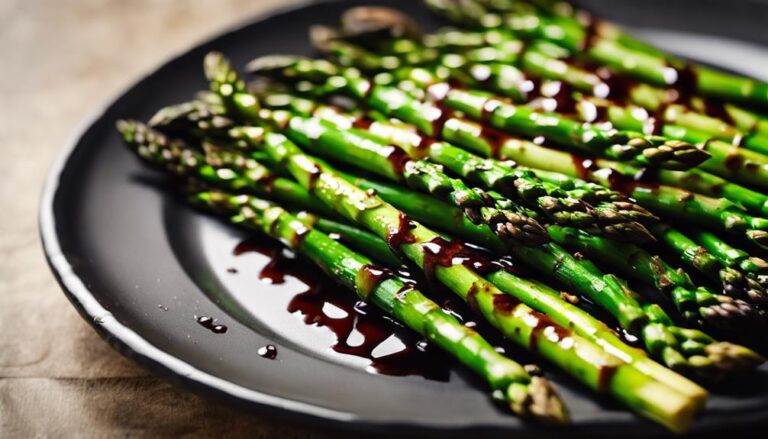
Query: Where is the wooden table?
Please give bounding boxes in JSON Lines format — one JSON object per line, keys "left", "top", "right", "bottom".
{"left": 0, "top": 1, "right": 334, "bottom": 436}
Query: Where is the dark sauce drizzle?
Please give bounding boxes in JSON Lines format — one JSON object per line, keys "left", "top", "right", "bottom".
{"left": 527, "top": 46, "right": 743, "bottom": 140}
{"left": 383, "top": 144, "right": 413, "bottom": 176}
{"left": 234, "top": 236, "right": 451, "bottom": 381}
{"left": 386, "top": 213, "right": 418, "bottom": 250}
{"left": 232, "top": 230, "right": 635, "bottom": 389}
{"left": 420, "top": 237, "right": 525, "bottom": 282}
{"left": 571, "top": 154, "right": 660, "bottom": 195}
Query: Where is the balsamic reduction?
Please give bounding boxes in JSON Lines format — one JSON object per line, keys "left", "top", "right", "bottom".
{"left": 234, "top": 236, "right": 452, "bottom": 381}
{"left": 196, "top": 315, "right": 228, "bottom": 334}
{"left": 257, "top": 344, "right": 278, "bottom": 359}
{"left": 386, "top": 213, "right": 417, "bottom": 250}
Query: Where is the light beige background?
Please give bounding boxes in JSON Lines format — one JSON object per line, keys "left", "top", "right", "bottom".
{"left": 0, "top": 1, "right": 343, "bottom": 436}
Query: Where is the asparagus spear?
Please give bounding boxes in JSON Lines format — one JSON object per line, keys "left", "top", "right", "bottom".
{"left": 177, "top": 87, "right": 768, "bottom": 305}
{"left": 288, "top": 197, "right": 708, "bottom": 410}
{"left": 515, "top": 138, "right": 768, "bottom": 218}
{"left": 693, "top": 229, "right": 768, "bottom": 279}
{"left": 249, "top": 76, "right": 768, "bottom": 250}
{"left": 166, "top": 89, "right": 658, "bottom": 244}
{"left": 255, "top": 129, "right": 706, "bottom": 430}
{"left": 426, "top": 0, "right": 768, "bottom": 109}
{"left": 546, "top": 224, "right": 760, "bottom": 330}
{"left": 316, "top": 32, "right": 768, "bottom": 193}
{"left": 408, "top": 113, "right": 768, "bottom": 249}
{"left": 293, "top": 211, "right": 404, "bottom": 267}
{"left": 115, "top": 119, "right": 335, "bottom": 217}
{"left": 208, "top": 53, "right": 765, "bottom": 383}
{"left": 306, "top": 174, "right": 708, "bottom": 408}
{"left": 268, "top": 106, "right": 656, "bottom": 243}
{"left": 267, "top": 107, "right": 754, "bottom": 328}
{"left": 122, "top": 114, "right": 712, "bottom": 418}
{"left": 652, "top": 224, "right": 768, "bottom": 309}
{"left": 313, "top": 10, "right": 768, "bottom": 192}
{"left": 467, "top": 0, "right": 666, "bottom": 57}
{"left": 583, "top": 101, "right": 768, "bottom": 192}
{"left": 250, "top": 95, "right": 764, "bottom": 321}
{"left": 344, "top": 171, "right": 765, "bottom": 379}
{"left": 388, "top": 11, "right": 768, "bottom": 153}
{"left": 246, "top": 56, "right": 709, "bottom": 171}
{"left": 191, "top": 187, "right": 566, "bottom": 421}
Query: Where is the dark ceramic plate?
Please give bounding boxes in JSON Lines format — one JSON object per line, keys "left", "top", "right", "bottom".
{"left": 40, "top": 0, "right": 768, "bottom": 436}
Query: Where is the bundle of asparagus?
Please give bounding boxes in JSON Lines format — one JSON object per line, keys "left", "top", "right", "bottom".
{"left": 116, "top": 1, "right": 768, "bottom": 432}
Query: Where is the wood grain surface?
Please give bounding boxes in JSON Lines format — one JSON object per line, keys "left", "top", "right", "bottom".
{"left": 0, "top": 1, "right": 342, "bottom": 436}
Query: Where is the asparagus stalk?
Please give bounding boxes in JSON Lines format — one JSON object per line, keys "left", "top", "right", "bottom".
{"left": 191, "top": 88, "right": 768, "bottom": 311}
{"left": 546, "top": 224, "right": 760, "bottom": 330}
{"left": 586, "top": 102, "right": 768, "bottom": 192}
{"left": 192, "top": 187, "right": 566, "bottom": 421}
{"left": 386, "top": 17, "right": 768, "bottom": 156}
{"left": 293, "top": 211, "right": 404, "bottom": 268}
{"left": 122, "top": 113, "right": 712, "bottom": 416}
{"left": 255, "top": 129, "right": 705, "bottom": 430}
{"left": 115, "top": 120, "right": 335, "bottom": 217}
{"left": 652, "top": 224, "right": 768, "bottom": 308}
{"left": 246, "top": 56, "right": 709, "bottom": 171}
{"left": 267, "top": 105, "right": 656, "bottom": 243}
{"left": 168, "top": 90, "right": 658, "bottom": 244}
{"left": 346, "top": 172, "right": 765, "bottom": 378}
{"left": 250, "top": 97, "right": 761, "bottom": 326}
{"left": 246, "top": 75, "right": 768, "bottom": 250}
{"left": 416, "top": 114, "right": 768, "bottom": 249}
{"left": 287, "top": 191, "right": 707, "bottom": 409}
{"left": 466, "top": 0, "right": 664, "bottom": 56}
{"left": 464, "top": 0, "right": 768, "bottom": 136}
{"left": 270, "top": 108, "right": 753, "bottom": 328}
{"left": 309, "top": 15, "right": 768, "bottom": 191}
{"left": 386, "top": 61, "right": 768, "bottom": 192}
{"left": 216, "top": 51, "right": 732, "bottom": 395}
{"left": 693, "top": 229, "right": 768, "bottom": 278}
{"left": 426, "top": 0, "right": 768, "bottom": 109}
{"left": 211, "top": 51, "right": 766, "bottom": 379}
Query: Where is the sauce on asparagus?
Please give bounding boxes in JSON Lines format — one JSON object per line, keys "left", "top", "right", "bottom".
{"left": 234, "top": 236, "right": 453, "bottom": 381}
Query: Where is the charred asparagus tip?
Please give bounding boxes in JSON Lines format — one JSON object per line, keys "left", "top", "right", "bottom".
{"left": 340, "top": 6, "right": 424, "bottom": 40}
{"left": 705, "top": 342, "right": 765, "bottom": 373}
{"left": 700, "top": 296, "right": 762, "bottom": 328}
{"left": 747, "top": 230, "right": 768, "bottom": 249}
{"left": 505, "top": 378, "right": 569, "bottom": 425}
{"left": 526, "top": 377, "right": 570, "bottom": 425}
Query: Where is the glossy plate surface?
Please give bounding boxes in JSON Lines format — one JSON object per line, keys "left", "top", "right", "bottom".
{"left": 40, "top": 0, "right": 768, "bottom": 436}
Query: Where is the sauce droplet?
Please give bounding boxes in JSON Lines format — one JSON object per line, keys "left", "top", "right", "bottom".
{"left": 258, "top": 344, "right": 278, "bottom": 359}
{"left": 195, "top": 315, "right": 228, "bottom": 334}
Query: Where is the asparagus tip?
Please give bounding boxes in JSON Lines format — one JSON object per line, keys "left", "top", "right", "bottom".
{"left": 601, "top": 221, "right": 657, "bottom": 244}
{"left": 340, "top": 6, "right": 423, "bottom": 40}
{"left": 700, "top": 295, "right": 764, "bottom": 330}
{"left": 245, "top": 54, "right": 307, "bottom": 75}
{"left": 203, "top": 51, "right": 226, "bottom": 81}
{"left": 641, "top": 140, "right": 711, "bottom": 169}
{"left": 747, "top": 230, "right": 768, "bottom": 250}
{"left": 528, "top": 377, "right": 570, "bottom": 425}
{"left": 309, "top": 25, "right": 341, "bottom": 52}
{"left": 507, "top": 377, "right": 569, "bottom": 425}
{"left": 705, "top": 342, "right": 766, "bottom": 374}
{"left": 115, "top": 119, "right": 142, "bottom": 143}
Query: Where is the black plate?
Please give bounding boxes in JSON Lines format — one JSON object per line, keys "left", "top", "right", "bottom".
{"left": 40, "top": 0, "right": 768, "bottom": 436}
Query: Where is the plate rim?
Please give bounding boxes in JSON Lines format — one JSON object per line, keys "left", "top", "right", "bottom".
{"left": 37, "top": 0, "right": 768, "bottom": 436}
